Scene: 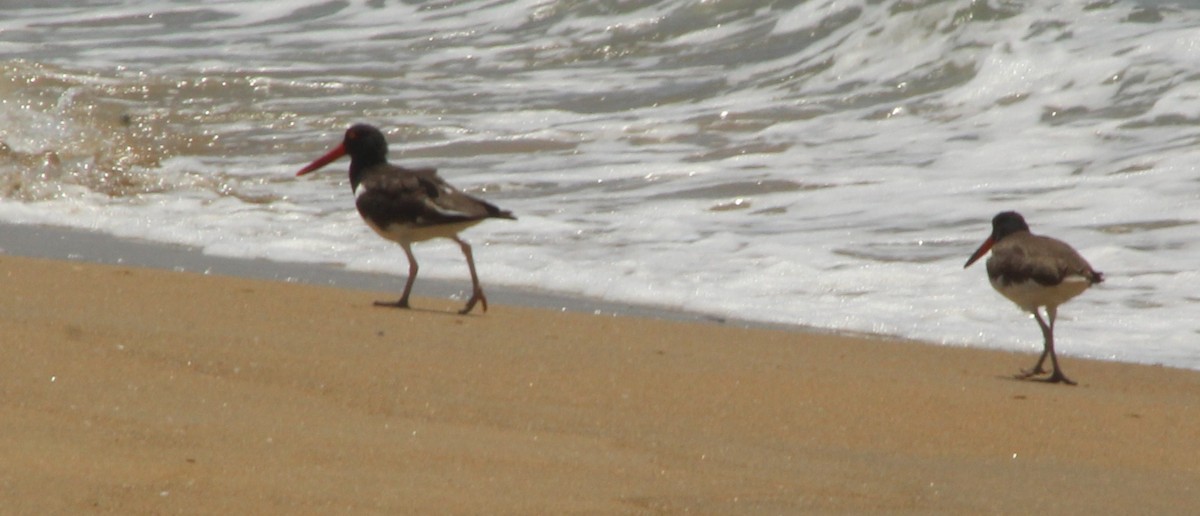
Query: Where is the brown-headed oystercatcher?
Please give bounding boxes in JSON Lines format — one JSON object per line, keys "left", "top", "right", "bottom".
{"left": 964, "top": 211, "right": 1104, "bottom": 385}
{"left": 296, "top": 124, "right": 515, "bottom": 314}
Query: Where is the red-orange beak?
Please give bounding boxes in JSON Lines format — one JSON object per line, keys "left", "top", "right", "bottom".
{"left": 963, "top": 236, "right": 994, "bottom": 269}
{"left": 296, "top": 143, "right": 346, "bottom": 176}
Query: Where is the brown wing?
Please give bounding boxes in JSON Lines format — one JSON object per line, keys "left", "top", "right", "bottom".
{"left": 408, "top": 168, "right": 514, "bottom": 221}
{"left": 986, "top": 232, "right": 1103, "bottom": 287}
{"left": 355, "top": 166, "right": 514, "bottom": 229}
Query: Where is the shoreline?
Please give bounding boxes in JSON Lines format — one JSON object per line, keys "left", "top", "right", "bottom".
{"left": 0, "top": 221, "right": 791, "bottom": 330}
{"left": 1, "top": 250, "right": 1198, "bottom": 512}
{"left": 1, "top": 221, "right": 1190, "bottom": 371}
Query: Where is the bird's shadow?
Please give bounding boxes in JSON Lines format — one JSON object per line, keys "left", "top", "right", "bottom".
{"left": 370, "top": 301, "right": 482, "bottom": 318}
{"left": 995, "top": 374, "right": 1080, "bottom": 387}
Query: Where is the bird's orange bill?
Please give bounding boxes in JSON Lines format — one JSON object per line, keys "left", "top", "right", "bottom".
{"left": 963, "top": 236, "right": 994, "bottom": 269}
{"left": 296, "top": 143, "right": 346, "bottom": 176}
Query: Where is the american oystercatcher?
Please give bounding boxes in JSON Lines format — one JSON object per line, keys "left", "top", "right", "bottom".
{"left": 296, "top": 124, "right": 515, "bottom": 314}
{"left": 964, "top": 211, "right": 1104, "bottom": 385}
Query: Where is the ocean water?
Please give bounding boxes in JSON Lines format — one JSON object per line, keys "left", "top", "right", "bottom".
{"left": 1, "top": 0, "right": 1198, "bottom": 368}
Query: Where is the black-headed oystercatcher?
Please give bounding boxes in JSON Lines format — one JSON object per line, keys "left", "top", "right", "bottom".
{"left": 964, "top": 211, "right": 1104, "bottom": 385}
{"left": 296, "top": 124, "right": 515, "bottom": 314}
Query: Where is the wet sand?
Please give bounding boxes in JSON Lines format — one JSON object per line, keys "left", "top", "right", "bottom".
{"left": 2, "top": 253, "right": 1199, "bottom": 514}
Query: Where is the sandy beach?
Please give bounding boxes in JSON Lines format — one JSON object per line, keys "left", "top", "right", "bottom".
{"left": 2, "top": 252, "right": 1199, "bottom": 514}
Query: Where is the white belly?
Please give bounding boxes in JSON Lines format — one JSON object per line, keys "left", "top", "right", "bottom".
{"left": 991, "top": 275, "right": 1092, "bottom": 312}
{"left": 363, "top": 216, "right": 481, "bottom": 244}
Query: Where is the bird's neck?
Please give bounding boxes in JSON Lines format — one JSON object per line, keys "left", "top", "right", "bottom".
{"left": 347, "top": 155, "right": 386, "bottom": 191}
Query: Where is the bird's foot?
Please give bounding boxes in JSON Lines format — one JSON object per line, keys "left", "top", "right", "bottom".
{"left": 458, "top": 290, "right": 488, "bottom": 315}
{"left": 374, "top": 299, "right": 411, "bottom": 309}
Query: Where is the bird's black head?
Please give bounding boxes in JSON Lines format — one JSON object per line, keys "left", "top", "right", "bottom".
{"left": 964, "top": 210, "right": 1031, "bottom": 269}
{"left": 344, "top": 124, "right": 389, "bottom": 165}
{"left": 990, "top": 211, "right": 1030, "bottom": 242}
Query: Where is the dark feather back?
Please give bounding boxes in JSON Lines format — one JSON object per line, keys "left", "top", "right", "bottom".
{"left": 987, "top": 233, "right": 1103, "bottom": 287}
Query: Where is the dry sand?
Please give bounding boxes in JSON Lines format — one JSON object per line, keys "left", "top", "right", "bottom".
{"left": 1, "top": 254, "right": 1198, "bottom": 514}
